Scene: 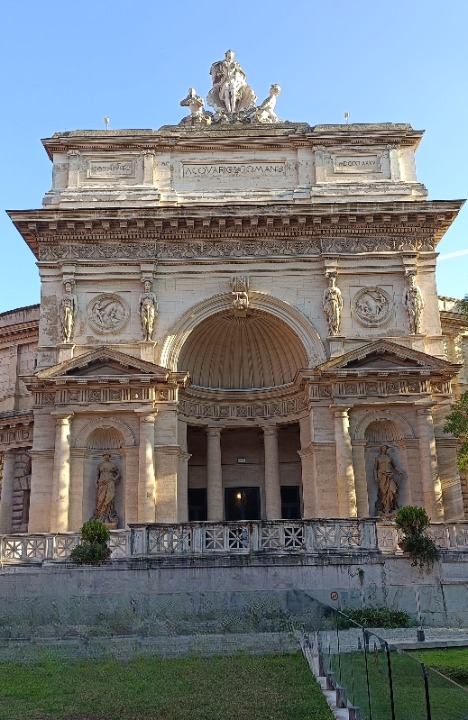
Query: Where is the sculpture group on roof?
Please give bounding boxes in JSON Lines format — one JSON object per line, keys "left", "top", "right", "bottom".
{"left": 179, "top": 50, "right": 282, "bottom": 126}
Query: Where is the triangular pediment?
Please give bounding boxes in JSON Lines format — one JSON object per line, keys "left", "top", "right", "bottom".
{"left": 318, "top": 340, "right": 457, "bottom": 374}
{"left": 36, "top": 347, "right": 171, "bottom": 380}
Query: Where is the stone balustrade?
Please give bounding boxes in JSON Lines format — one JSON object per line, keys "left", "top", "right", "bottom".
{"left": 1, "top": 519, "right": 468, "bottom": 565}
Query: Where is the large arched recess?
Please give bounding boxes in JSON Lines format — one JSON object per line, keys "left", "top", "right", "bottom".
{"left": 160, "top": 292, "right": 326, "bottom": 381}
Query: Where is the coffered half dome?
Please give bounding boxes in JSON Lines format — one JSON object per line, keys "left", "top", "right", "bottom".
{"left": 178, "top": 309, "right": 308, "bottom": 390}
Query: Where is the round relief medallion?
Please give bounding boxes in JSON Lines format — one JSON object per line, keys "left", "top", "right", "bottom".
{"left": 87, "top": 294, "right": 130, "bottom": 335}
{"left": 353, "top": 287, "right": 391, "bottom": 326}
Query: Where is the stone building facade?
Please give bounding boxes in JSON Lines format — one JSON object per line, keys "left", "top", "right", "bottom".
{"left": 0, "top": 54, "right": 467, "bottom": 533}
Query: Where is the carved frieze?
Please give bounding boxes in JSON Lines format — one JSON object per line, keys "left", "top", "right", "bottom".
{"left": 0, "top": 425, "right": 33, "bottom": 448}
{"left": 37, "top": 235, "right": 435, "bottom": 262}
{"left": 179, "top": 392, "right": 308, "bottom": 420}
{"left": 308, "top": 378, "right": 432, "bottom": 401}
{"left": 352, "top": 287, "right": 392, "bottom": 327}
{"left": 34, "top": 385, "right": 155, "bottom": 407}
{"left": 87, "top": 294, "right": 130, "bottom": 335}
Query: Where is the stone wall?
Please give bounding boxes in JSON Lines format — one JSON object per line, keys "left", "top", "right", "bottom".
{"left": 1, "top": 553, "right": 468, "bottom": 641}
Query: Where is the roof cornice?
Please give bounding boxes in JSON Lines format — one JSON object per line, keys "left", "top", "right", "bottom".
{"left": 8, "top": 200, "right": 464, "bottom": 258}
{"left": 40, "top": 123, "right": 425, "bottom": 160}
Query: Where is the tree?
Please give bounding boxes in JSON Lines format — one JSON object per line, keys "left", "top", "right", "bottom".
{"left": 456, "top": 294, "right": 468, "bottom": 321}
{"left": 443, "top": 391, "right": 468, "bottom": 471}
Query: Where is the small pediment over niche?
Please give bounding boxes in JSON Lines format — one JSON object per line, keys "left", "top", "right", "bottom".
{"left": 69, "top": 361, "right": 144, "bottom": 376}
{"left": 318, "top": 339, "right": 456, "bottom": 373}
{"left": 36, "top": 347, "right": 171, "bottom": 380}
{"left": 344, "top": 353, "right": 422, "bottom": 369}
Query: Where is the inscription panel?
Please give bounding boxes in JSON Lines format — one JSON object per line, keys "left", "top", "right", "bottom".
{"left": 176, "top": 156, "right": 296, "bottom": 191}
{"left": 182, "top": 162, "right": 286, "bottom": 178}
{"left": 88, "top": 161, "right": 135, "bottom": 179}
{"left": 81, "top": 154, "right": 140, "bottom": 185}
{"left": 333, "top": 155, "right": 381, "bottom": 174}
{"left": 316, "top": 148, "right": 391, "bottom": 183}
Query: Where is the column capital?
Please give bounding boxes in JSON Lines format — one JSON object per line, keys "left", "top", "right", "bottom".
{"left": 330, "top": 406, "right": 351, "bottom": 418}
{"left": 134, "top": 407, "right": 158, "bottom": 417}
{"left": 416, "top": 405, "right": 434, "bottom": 417}
{"left": 262, "top": 425, "right": 278, "bottom": 437}
{"left": 206, "top": 426, "right": 222, "bottom": 437}
{"left": 50, "top": 411, "right": 74, "bottom": 422}
{"left": 136, "top": 411, "right": 158, "bottom": 423}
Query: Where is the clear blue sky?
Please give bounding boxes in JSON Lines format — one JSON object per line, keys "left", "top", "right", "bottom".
{"left": 1, "top": 0, "right": 467, "bottom": 313}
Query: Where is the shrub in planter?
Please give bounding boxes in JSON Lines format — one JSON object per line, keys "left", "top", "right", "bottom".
{"left": 70, "top": 519, "right": 111, "bottom": 565}
{"left": 395, "top": 506, "right": 430, "bottom": 535}
{"left": 80, "top": 519, "right": 110, "bottom": 545}
{"left": 395, "top": 506, "right": 439, "bottom": 570}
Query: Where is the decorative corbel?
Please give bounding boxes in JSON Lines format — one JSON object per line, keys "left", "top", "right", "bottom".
{"left": 230, "top": 275, "right": 250, "bottom": 317}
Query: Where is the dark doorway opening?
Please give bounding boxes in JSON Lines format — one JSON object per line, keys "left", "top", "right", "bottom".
{"left": 225, "top": 487, "right": 260, "bottom": 521}
{"left": 188, "top": 488, "right": 207, "bottom": 521}
{"left": 280, "top": 486, "right": 301, "bottom": 519}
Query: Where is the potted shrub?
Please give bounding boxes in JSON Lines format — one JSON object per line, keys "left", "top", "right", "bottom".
{"left": 70, "top": 519, "right": 111, "bottom": 565}
{"left": 395, "top": 506, "right": 439, "bottom": 570}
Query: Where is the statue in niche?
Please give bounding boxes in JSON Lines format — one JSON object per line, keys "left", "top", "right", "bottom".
{"left": 252, "top": 84, "right": 282, "bottom": 123}
{"left": 207, "top": 50, "right": 257, "bottom": 117}
{"left": 323, "top": 273, "right": 343, "bottom": 336}
{"left": 230, "top": 275, "right": 250, "bottom": 312}
{"left": 93, "top": 453, "right": 119, "bottom": 527}
{"left": 179, "top": 88, "right": 212, "bottom": 126}
{"left": 373, "top": 445, "right": 402, "bottom": 516}
{"left": 60, "top": 281, "right": 76, "bottom": 343}
{"left": 403, "top": 272, "right": 424, "bottom": 334}
{"left": 139, "top": 280, "right": 158, "bottom": 341}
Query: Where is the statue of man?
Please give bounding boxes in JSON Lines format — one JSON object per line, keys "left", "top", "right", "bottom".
{"left": 93, "top": 453, "right": 119, "bottom": 525}
{"left": 207, "top": 50, "right": 257, "bottom": 115}
{"left": 60, "top": 281, "right": 76, "bottom": 343}
{"left": 374, "top": 445, "right": 402, "bottom": 515}
{"left": 139, "top": 281, "right": 158, "bottom": 341}
{"left": 323, "top": 274, "right": 343, "bottom": 336}
{"left": 403, "top": 273, "right": 424, "bottom": 334}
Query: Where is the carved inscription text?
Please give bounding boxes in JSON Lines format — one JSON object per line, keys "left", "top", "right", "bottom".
{"left": 183, "top": 162, "right": 285, "bottom": 178}
{"left": 88, "top": 161, "right": 135, "bottom": 178}
{"left": 332, "top": 155, "right": 382, "bottom": 174}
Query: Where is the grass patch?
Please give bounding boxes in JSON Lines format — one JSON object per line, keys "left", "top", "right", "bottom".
{"left": 0, "top": 653, "right": 335, "bottom": 720}
{"left": 327, "top": 646, "right": 468, "bottom": 718}
{"left": 412, "top": 647, "right": 468, "bottom": 687}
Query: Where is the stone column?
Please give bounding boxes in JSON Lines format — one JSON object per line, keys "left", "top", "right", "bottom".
{"left": 299, "top": 413, "right": 317, "bottom": 518}
{"left": 206, "top": 427, "right": 223, "bottom": 521}
{"left": 8, "top": 345, "right": 20, "bottom": 411}
{"left": 0, "top": 450, "right": 16, "bottom": 533}
{"left": 51, "top": 413, "right": 73, "bottom": 532}
{"left": 263, "top": 426, "right": 282, "bottom": 519}
{"left": 177, "top": 420, "right": 190, "bottom": 523}
{"left": 332, "top": 408, "right": 358, "bottom": 517}
{"left": 417, "top": 406, "right": 444, "bottom": 519}
{"left": 352, "top": 440, "right": 370, "bottom": 517}
{"left": 138, "top": 412, "right": 156, "bottom": 523}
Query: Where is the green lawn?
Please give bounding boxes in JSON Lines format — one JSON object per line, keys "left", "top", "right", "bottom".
{"left": 326, "top": 645, "right": 468, "bottom": 720}
{"left": 412, "top": 647, "right": 468, "bottom": 687}
{"left": 0, "top": 653, "right": 335, "bottom": 720}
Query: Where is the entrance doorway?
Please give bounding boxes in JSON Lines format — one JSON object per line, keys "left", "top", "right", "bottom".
{"left": 225, "top": 487, "right": 260, "bottom": 521}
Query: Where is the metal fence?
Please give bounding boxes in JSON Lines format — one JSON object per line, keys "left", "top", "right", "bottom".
{"left": 299, "top": 599, "right": 468, "bottom": 720}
